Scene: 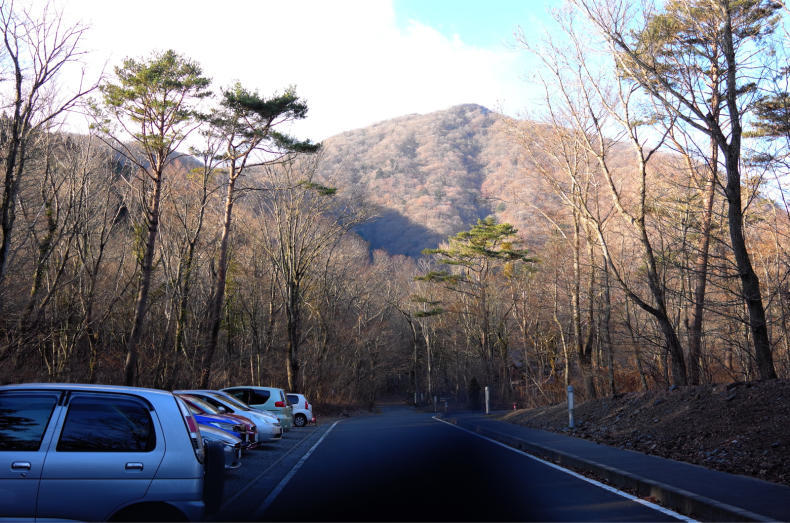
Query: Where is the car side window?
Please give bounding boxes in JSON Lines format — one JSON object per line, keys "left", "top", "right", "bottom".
{"left": 249, "top": 389, "right": 270, "bottom": 404}
{"left": 0, "top": 393, "right": 59, "bottom": 451}
{"left": 199, "top": 395, "right": 227, "bottom": 411}
{"left": 57, "top": 395, "right": 155, "bottom": 452}
{"left": 226, "top": 389, "right": 248, "bottom": 403}
{"left": 287, "top": 394, "right": 298, "bottom": 405}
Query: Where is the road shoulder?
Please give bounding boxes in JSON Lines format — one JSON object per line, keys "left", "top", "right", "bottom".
{"left": 440, "top": 412, "right": 787, "bottom": 522}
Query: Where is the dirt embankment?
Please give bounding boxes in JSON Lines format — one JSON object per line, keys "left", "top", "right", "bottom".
{"left": 502, "top": 380, "right": 790, "bottom": 486}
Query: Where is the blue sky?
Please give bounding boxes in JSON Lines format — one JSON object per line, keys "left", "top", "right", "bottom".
{"left": 394, "top": 0, "right": 549, "bottom": 48}
{"left": 41, "top": 0, "right": 560, "bottom": 140}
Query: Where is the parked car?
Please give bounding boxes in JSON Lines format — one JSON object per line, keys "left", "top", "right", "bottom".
{"left": 287, "top": 393, "right": 315, "bottom": 427}
{"left": 222, "top": 386, "right": 295, "bottom": 429}
{"left": 0, "top": 383, "right": 222, "bottom": 521}
{"left": 178, "top": 393, "right": 258, "bottom": 449}
{"left": 197, "top": 424, "right": 242, "bottom": 470}
{"left": 175, "top": 390, "right": 283, "bottom": 442}
{"left": 210, "top": 389, "right": 285, "bottom": 430}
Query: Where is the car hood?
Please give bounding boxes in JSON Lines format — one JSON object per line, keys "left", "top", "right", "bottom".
{"left": 236, "top": 409, "right": 279, "bottom": 427}
{"left": 194, "top": 413, "right": 239, "bottom": 426}
{"left": 198, "top": 423, "right": 241, "bottom": 445}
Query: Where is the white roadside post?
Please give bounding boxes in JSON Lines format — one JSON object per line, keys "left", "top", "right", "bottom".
{"left": 567, "top": 385, "right": 574, "bottom": 428}
{"left": 484, "top": 386, "right": 490, "bottom": 415}
{"left": 433, "top": 395, "right": 437, "bottom": 413}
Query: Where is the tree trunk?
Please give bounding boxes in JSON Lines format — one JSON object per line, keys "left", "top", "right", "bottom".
{"left": 200, "top": 172, "right": 238, "bottom": 388}
{"left": 0, "top": 62, "right": 26, "bottom": 285}
{"left": 687, "top": 148, "right": 716, "bottom": 385}
{"left": 719, "top": 13, "right": 776, "bottom": 380}
{"left": 424, "top": 328, "right": 433, "bottom": 398}
{"left": 124, "top": 168, "right": 165, "bottom": 386}
{"left": 285, "top": 279, "right": 301, "bottom": 392}
{"left": 582, "top": 224, "right": 597, "bottom": 398}
{"left": 722, "top": 155, "right": 776, "bottom": 379}
{"left": 602, "top": 254, "right": 615, "bottom": 395}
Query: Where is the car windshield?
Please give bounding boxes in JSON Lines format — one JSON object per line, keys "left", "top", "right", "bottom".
{"left": 181, "top": 394, "right": 220, "bottom": 414}
{"left": 210, "top": 391, "right": 251, "bottom": 411}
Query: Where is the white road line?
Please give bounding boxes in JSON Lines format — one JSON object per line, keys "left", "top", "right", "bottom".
{"left": 221, "top": 426, "right": 320, "bottom": 508}
{"left": 253, "top": 420, "right": 341, "bottom": 518}
{"left": 433, "top": 416, "right": 696, "bottom": 523}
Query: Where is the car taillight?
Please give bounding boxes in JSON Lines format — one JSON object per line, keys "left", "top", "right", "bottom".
{"left": 176, "top": 396, "right": 204, "bottom": 463}
{"left": 305, "top": 401, "right": 309, "bottom": 409}
{"left": 275, "top": 400, "right": 285, "bottom": 407}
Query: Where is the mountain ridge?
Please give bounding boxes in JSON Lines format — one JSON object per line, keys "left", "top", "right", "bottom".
{"left": 317, "top": 103, "right": 546, "bottom": 257}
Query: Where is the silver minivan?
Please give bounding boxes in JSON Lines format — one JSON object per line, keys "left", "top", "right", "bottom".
{"left": 222, "top": 386, "right": 294, "bottom": 430}
{"left": 0, "top": 383, "right": 211, "bottom": 521}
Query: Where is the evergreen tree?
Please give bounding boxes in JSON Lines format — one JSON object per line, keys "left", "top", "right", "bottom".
{"left": 420, "top": 217, "right": 534, "bottom": 391}
{"left": 198, "top": 83, "right": 319, "bottom": 388}
{"left": 99, "top": 50, "right": 210, "bottom": 385}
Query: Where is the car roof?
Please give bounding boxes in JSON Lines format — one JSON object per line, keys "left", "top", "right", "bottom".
{"left": 0, "top": 382, "right": 175, "bottom": 399}
{"left": 224, "top": 385, "right": 285, "bottom": 392}
{"left": 175, "top": 389, "right": 228, "bottom": 397}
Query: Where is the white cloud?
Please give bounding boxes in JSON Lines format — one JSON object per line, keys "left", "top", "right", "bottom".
{"left": 25, "top": 0, "right": 533, "bottom": 140}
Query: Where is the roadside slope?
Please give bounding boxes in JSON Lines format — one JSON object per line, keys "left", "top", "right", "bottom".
{"left": 502, "top": 380, "right": 790, "bottom": 487}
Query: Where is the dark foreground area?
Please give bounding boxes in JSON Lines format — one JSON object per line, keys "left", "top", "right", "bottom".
{"left": 227, "top": 406, "right": 677, "bottom": 521}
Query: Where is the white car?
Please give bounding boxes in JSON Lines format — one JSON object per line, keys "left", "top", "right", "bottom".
{"left": 287, "top": 393, "right": 315, "bottom": 427}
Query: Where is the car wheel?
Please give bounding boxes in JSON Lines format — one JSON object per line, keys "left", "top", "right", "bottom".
{"left": 203, "top": 441, "right": 225, "bottom": 514}
{"left": 294, "top": 414, "right": 307, "bottom": 427}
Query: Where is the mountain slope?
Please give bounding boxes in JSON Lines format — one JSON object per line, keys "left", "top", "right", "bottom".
{"left": 318, "top": 104, "right": 552, "bottom": 256}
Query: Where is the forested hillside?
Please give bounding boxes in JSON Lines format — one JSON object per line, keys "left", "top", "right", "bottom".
{"left": 318, "top": 104, "right": 557, "bottom": 256}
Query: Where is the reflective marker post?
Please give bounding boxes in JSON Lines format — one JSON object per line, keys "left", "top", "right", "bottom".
{"left": 567, "top": 385, "right": 574, "bottom": 428}
{"left": 484, "top": 386, "right": 490, "bottom": 415}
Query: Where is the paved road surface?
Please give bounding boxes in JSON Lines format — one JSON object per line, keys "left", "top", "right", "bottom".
{"left": 258, "top": 406, "right": 681, "bottom": 521}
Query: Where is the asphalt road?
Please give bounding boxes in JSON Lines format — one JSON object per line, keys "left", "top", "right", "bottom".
{"left": 255, "top": 406, "right": 682, "bottom": 522}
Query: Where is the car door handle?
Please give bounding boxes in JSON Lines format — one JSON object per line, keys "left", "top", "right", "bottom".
{"left": 125, "top": 462, "right": 144, "bottom": 471}
{"left": 12, "top": 461, "right": 31, "bottom": 470}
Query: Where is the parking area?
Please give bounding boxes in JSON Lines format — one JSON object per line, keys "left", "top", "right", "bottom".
{"left": 210, "top": 422, "right": 334, "bottom": 521}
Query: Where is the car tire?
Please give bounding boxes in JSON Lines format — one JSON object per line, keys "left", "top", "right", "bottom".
{"left": 203, "top": 441, "right": 225, "bottom": 514}
{"left": 294, "top": 414, "right": 307, "bottom": 427}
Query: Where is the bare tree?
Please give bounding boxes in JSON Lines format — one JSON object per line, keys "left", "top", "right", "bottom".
{"left": 0, "top": 1, "right": 94, "bottom": 286}
{"left": 574, "top": 0, "right": 779, "bottom": 380}
{"left": 521, "top": 8, "right": 688, "bottom": 384}
{"left": 255, "top": 155, "right": 364, "bottom": 392}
